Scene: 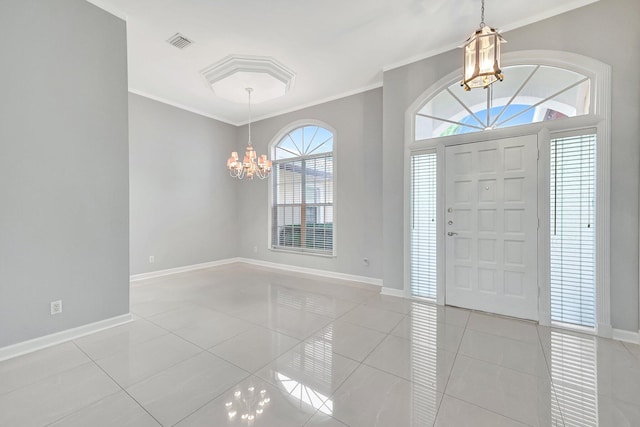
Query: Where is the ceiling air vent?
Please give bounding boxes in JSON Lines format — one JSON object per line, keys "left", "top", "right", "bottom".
{"left": 167, "top": 33, "right": 193, "bottom": 50}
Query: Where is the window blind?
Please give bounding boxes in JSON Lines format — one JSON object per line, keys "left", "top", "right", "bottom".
{"left": 410, "top": 151, "right": 437, "bottom": 299}
{"left": 550, "top": 133, "right": 596, "bottom": 327}
{"left": 272, "top": 156, "right": 333, "bottom": 253}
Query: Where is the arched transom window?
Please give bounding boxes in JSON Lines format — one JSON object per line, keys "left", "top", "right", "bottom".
{"left": 416, "top": 65, "right": 591, "bottom": 139}
{"left": 271, "top": 125, "right": 334, "bottom": 254}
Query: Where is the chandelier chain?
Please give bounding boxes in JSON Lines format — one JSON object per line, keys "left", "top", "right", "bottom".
{"left": 247, "top": 88, "right": 253, "bottom": 146}
{"left": 480, "top": 0, "right": 486, "bottom": 27}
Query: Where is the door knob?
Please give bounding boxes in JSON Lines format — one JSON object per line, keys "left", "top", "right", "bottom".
{"left": 447, "top": 232, "right": 458, "bottom": 236}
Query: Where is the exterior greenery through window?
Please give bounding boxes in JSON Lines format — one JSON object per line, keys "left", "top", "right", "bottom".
{"left": 271, "top": 125, "right": 334, "bottom": 254}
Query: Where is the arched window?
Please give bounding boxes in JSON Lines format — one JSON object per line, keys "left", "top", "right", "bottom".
{"left": 271, "top": 124, "right": 334, "bottom": 254}
{"left": 415, "top": 65, "right": 591, "bottom": 139}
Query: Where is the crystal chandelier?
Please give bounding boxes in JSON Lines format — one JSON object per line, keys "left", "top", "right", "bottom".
{"left": 461, "top": 0, "right": 505, "bottom": 91}
{"left": 227, "top": 88, "right": 272, "bottom": 179}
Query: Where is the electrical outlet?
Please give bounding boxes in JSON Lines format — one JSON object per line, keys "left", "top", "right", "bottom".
{"left": 50, "top": 300, "right": 63, "bottom": 315}
{"left": 149, "top": 255, "right": 155, "bottom": 264}
{"left": 253, "top": 246, "right": 258, "bottom": 253}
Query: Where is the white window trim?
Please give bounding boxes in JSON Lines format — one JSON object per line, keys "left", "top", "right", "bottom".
{"left": 403, "top": 50, "right": 612, "bottom": 337}
{"left": 267, "top": 119, "right": 338, "bottom": 258}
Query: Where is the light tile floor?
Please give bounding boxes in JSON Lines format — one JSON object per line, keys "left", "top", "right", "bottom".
{"left": 1, "top": 263, "right": 640, "bottom": 426}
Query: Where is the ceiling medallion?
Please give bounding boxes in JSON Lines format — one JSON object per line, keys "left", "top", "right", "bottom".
{"left": 201, "top": 55, "right": 295, "bottom": 103}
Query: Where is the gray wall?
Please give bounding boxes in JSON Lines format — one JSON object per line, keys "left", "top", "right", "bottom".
{"left": 129, "top": 94, "right": 239, "bottom": 274}
{"left": 236, "top": 89, "right": 384, "bottom": 281}
{"left": 382, "top": 0, "right": 640, "bottom": 331}
{"left": 0, "top": 0, "right": 129, "bottom": 347}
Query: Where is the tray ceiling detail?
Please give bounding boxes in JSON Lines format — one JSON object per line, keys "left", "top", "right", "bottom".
{"left": 201, "top": 55, "right": 296, "bottom": 104}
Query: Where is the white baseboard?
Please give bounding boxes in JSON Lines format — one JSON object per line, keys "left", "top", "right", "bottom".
{"left": 0, "top": 313, "right": 132, "bottom": 362}
{"left": 380, "top": 287, "right": 406, "bottom": 298}
{"left": 237, "top": 257, "right": 383, "bottom": 289}
{"left": 612, "top": 328, "right": 640, "bottom": 344}
{"left": 130, "top": 257, "right": 383, "bottom": 290}
{"left": 598, "top": 322, "right": 613, "bottom": 339}
{"left": 130, "top": 258, "right": 242, "bottom": 282}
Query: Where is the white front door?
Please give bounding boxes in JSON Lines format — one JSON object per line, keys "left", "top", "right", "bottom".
{"left": 445, "top": 135, "right": 538, "bottom": 320}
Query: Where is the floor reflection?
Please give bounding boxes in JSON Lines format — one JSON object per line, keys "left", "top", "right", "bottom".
{"left": 551, "top": 330, "right": 598, "bottom": 426}
{"left": 13, "top": 262, "right": 640, "bottom": 426}
{"left": 225, "top": 386, "right": 271, "bottom": 423}
{"left": 410, "top": 302, "right": 440, "bottom": 425}
{"left": 270, "top": 289, "right": 336, "bottom": 415}
{"left": 274, "top": 286, "right": 338, "bottom": 317}
{"left": 276, "top": 371, "right": 332, "bottom": 415}
{"left": 272, "top": 334, "right": 335, "bottom": 415}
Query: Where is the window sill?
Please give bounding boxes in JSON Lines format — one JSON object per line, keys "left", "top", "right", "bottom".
{"left": 269, "top": 247, "right": 336, "bottom": 259}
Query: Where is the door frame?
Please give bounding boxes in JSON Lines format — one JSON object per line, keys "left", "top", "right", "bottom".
{"left": 403, "top": 50, "right": 611, "bottom": 336}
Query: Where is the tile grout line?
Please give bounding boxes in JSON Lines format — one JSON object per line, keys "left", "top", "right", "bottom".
{"left": 42, "top": 388, "right": 125, "bottom": 427}
{"left": 167, "top": 371, "right": 283, "bottom": 427}
{"left": 431, "top": 310, "right": 472, "bottom": 424}
{"left": 142, "top": 311, "right": 262, "bottom": 353}
{"left": 168, "top": 377, "right": 250, "bottom": 426}
{"left": 321, "top": 309, "right": 426, "bottom": 426}
{"left": 67, "top": 340, "right": 164, "bottom": 427}
{"left": 206, "top": 338, "right": 298, "bottom": 377}
{"left": 180, "top": 293, "right": 354, "bottom": 343}
{"left": 112, "top": 331, "right": 254, "bottom": 390}
{"left": 437, "top": 312, "right": 551, "bottom": 426}
{"left": 439, "top": 395, "right": 539, "bottom": 427}
{"left": 0, "top": 346, "right": 94, "bottom": 399}
{"left": 72, "top": 328, "right": 256, "bottom": 424}
{"left": 536, "top": 326, "right": 566, "bottom": 427}
{"left": 292, "top": 303, "right": 404, "bottom": 427}
{"left": 439, "top": 319, "right": 560, "bottom": 427}
{"left": 83, "top": 313, "right": 262, "bottom": 423}
{"left": 454, "top": 331, "right": 552, "bottom": 378}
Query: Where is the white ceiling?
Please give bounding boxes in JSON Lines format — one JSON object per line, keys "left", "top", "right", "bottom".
{"left": 87, "top": 0, "right": 597, "bottom": 125}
